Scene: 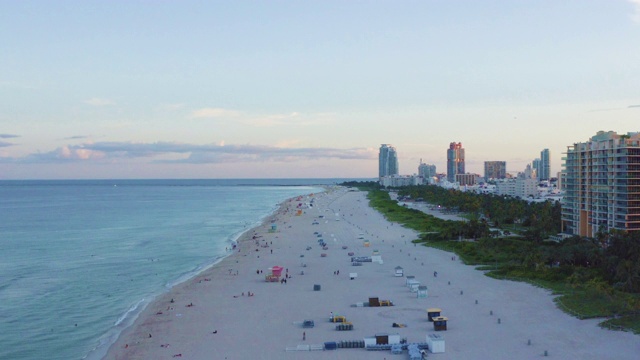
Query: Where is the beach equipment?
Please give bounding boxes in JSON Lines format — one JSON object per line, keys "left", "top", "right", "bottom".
{"left": 369, "top": 297, "right": 380, "bottom": 307}
{"left": 363, "top": 240, "right": 370, "bottom": 247}
{"left": 408, "top": 279, "right": 420, "bottom": 292}
{"left": 395, "top": 266, "right": 404, "bottom": 277}
{"left": 336, "top": 323, "right": 353, "bottom": 331}
{"left": 349, "top": 272, "right": 357, "bottom": 280}
{"left": 405, "top": 275, "right": 415, "bottom": 286}
{"left": 313, "top": 284, "right": 321, "bottom": 291}
{"left": 324, "top": 342, "right": 337, "bottom": 350}
{"left": 426, "top": 333, "right": 445, "bottom": 353}
{"left": 269, "top": 224, "right": 277, "bottom": 232}
{"left": 427, "top": 308, "right": 442, "bottom": 321}
{"left": 433, "top": 316, "right": 448, "bottom": 331}
{"left": 417, "top": 285, "right": 428, "bottom": 298}
{"left": 302, "top": 320, "right": 314, "bottom": 328}
{"left": 330, "top": 315, "right": 347, "bottom": 323}
{"left": 407, "top": 344, "right": 423, "bottom": 360}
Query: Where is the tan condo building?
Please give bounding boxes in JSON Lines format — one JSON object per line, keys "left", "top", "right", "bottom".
{"left": 562, "top": 131, "right": 640, "bottom": 236}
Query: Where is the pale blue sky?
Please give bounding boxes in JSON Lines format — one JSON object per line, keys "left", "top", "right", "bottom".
{"left": 1, "top": 0, "right": 639, "bottom": 179}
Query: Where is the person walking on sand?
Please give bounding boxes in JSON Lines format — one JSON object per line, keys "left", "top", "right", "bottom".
{"left": 303, "top": 331, "right": 306, "bottom": 341}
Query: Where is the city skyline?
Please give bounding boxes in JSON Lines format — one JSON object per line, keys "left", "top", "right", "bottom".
{"left": 2, "top": 1, "right": 640, "bottom": 179}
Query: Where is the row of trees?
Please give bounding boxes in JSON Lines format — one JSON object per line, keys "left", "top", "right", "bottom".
{"left": 344, "top": 182, "right": 639, "bottom": 293}
{"left": 397, "top": 185, "right": 562, "bottom": 238}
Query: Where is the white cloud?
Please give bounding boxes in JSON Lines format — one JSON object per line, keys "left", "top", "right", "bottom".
{"left": 160, "top": 103, "right": 185, "bottom": 111}
{"left": 84, "top": 97, "right": 115, "bottom": 106}
{"left": 190, "top": 107, "right": 240, "bottom": 118}
{"left": 631, "top": 0, "right": 640, "bottom": 23}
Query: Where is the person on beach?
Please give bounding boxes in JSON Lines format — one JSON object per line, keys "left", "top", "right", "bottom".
{"left": 303, "top": 331, "right": 306, "bottom": 340}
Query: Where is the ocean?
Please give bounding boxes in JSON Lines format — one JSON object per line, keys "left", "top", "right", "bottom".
{"left": 0, "top": 179, "right": 366, "bottom": 360}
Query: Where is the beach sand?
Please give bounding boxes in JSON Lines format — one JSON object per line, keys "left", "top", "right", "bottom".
{"left": 103, "top": 187, "right": 639, "bottom": 360}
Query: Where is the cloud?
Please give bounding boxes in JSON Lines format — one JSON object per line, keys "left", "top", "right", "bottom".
{"left": 190, "top": 108, "right": 240, "bottom": 118}
{"left": 0, "top": 141, "right": 14, "bottom": 148}
{"left": 84, "top": 141, "right": 376, "bottom": 164}
{"left": 629, "top": 104, "right": 640, "bottom": 108}
{"left": 1, "top": 141, "right": 375, "bottom": 165}
{"left": 65, "top": 135, "right": 91, "bottom": 140}
{"left": 1, "top": 145, "right": 106, "bottom": 164}
{"left": 0, "top": 134, "right": 20, "bottom": 139}
{"left": 631, "top": 0, "right": 640, "bottom": 23}
{"left": 159, "top": 103, "right": 185, "bottom": 111}
{"left": 84, "top": 97, "right": 115, "bottom": 106}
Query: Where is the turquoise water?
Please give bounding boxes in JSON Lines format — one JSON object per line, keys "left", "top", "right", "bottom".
{"left": 0, "top": 179, "right": 359, "bottom": 360}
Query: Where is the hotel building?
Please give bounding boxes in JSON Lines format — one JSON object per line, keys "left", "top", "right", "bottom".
{"left": 447, "top": 142, "right": 465, "bottom": 182}
{"left": 562, "top": 131, "right": 640, "bottom": 236}
{"left": 484, "top": 161, "right": 507, "bottom": 180}
{"left": 379, "top": 144, "right": 399, "bottom": 178}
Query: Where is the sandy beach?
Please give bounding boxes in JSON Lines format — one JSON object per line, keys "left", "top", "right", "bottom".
{"left": 104, "top": 187, "right": 639, "bottom": 360}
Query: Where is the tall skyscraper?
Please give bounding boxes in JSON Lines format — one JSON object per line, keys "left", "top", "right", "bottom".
{"left": 378, "top": 144, "right": 399, "bottom": 178}
{"left": 532, "top": 158, "right": 541, "bottom": 179}
{"left": 562, "top": 131, "right": 640, "bottom": 236}
{"left": 539, "top": 148, "right": 550, "bottom": 180}
{"left": 418, "top": 161, "right": 437, "bottom": 179}
{"left": 447, "top": 142, "right": 465, "bottom": 182}
{"left": 484, "top": 161, "right": 506, "bottom": 180}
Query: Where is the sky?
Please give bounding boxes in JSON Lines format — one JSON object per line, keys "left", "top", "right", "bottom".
{"left": 1, "top": 0, "right": 639, "bottom": 180}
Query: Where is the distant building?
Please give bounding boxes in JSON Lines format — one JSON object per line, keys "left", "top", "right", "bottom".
{"left": 495, "top": 164, "right": 537, "bottom": 198}
{"left": 562, "top": 131, "right": 640, "bottom": 236}
{"left": 446, "top": 142, "right": 465, "bottom": 182}
{"left": 379, "top": 144, "right": 399, "bottom": 178}
{"left": 539, "top": 148, "right": 550, "bottom": 180}
{"left": 532, "top": 158, "right": 541, "bottom": 179}
{"left": 418, "top": 161, "right": 437, "bottom": 179}
{"left": 380, "top": 175, "right": 422, "bottom": 187}
{"left": 456, "top": 173, "right": 477, "bottom": 186}
{"left": 484, "top": 161, "right": 506, "bottom": 180}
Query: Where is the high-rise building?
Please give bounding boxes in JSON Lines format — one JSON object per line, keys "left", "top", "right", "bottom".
{"left": 532, "top": 158, "right": 541, "bottom": 179}
{"left": 446, "top": 142, "right": 465, "bottom": 182}
{"left": 484, "top": 161, "right": 506, "bottom": 180}
{"left": 562, "top": 131, "right": 640, "bottom": 236}
{"left": 418, "top": 161, "right": 437, "bottom": 179}
{"left": 539, "top": 148, "right": 550, "bottom": 180}
{"left": 378, "top": 144, "right": 399, "bottom": 178}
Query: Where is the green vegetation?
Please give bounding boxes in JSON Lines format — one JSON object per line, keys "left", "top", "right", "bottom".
{"left": 345, "top": 183, "right": 640, "bottom": 334}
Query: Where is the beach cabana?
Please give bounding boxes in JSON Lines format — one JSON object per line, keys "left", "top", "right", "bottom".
{"left": 372, "top": 249, "right": 379, "bottom": 255}
{"left": 373, "top": 333, "right": 400, "bottom": 345}
{"left": 371, "top": 255, "right": 383, "bottom": 264}
{"left": 349, "top": 272, "right": 357, "bottom": 280}
{"left": 394, "top": 266, "right": 404, "bottom": 277}
{"left": 426, "top": 334, "right": 445, "bottom": 353}
{"left": 433, "top": 316, "right": 448, "bottom": 331}
{"left": 417, "top": 285, "right": 428, "bottom": 298}
{"left": 363, "top": 240, "right": 370, "bottom": 247}
{"left": 427, "top": 308, "right": 442, "bottom": 321}
{"left": 405, "top": 275, "right": 415, "bottom": 286}
{"left": 408, "top": 279, "right": 420, "bottom": 292}
{"left": 269, "top": 223, "right": 277, "bottom": 232}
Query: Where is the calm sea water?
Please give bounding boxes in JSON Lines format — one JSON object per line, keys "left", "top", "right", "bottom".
{"left": 0, "top": 179, "right": 364, "bottom": 360}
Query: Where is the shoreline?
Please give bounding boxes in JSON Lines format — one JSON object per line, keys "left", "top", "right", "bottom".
{"left": 101, "top": 192, "right": 311, "bottom": 359}
{"left": 104, "top": 186, "right": 640, "bottom": 360}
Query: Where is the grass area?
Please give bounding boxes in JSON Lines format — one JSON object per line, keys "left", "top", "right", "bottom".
{"left": 364, "top": 189, "right": 640, "bottom": 334}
